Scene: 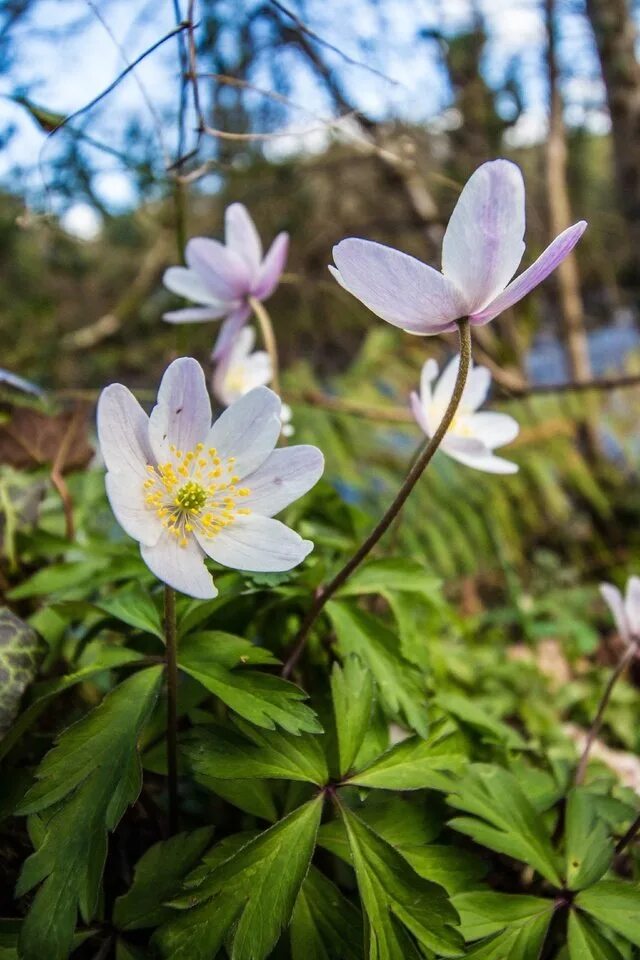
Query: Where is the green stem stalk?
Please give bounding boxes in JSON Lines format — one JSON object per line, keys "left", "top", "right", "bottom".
{"left": 249, "top": 296, "right": 281, "bottom": 397}
{"left": 281, "top": 317, "right": 472, "bottom": 679}
{"left": 164, "top": 585, "right": 179, "bottom": 834}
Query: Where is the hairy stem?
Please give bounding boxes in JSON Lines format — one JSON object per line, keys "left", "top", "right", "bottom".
{"left": 249, "top": 296, "right": 281, "bottom": 397}
{"left": 164, "top": 585, "right": 179, "bottom": 833}
{"left": 575, "top": 642, "right": 637, "bottom": 786}
{"left": 281, "top": 317, "right": 472, "bottom": 679}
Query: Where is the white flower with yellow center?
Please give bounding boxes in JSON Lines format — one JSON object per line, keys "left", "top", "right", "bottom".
{"left": 411, "top": 355, "right": 520, "bottom": 474}
{"left": 97, "top": 357, "right": 323, "bottom": 598}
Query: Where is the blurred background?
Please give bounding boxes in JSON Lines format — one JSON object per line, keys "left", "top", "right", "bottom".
{"left": 2, "top": 0, "right": 640, "bottom": 634}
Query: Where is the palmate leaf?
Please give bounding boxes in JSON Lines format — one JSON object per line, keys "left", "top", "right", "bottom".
{"left": 331, "top": 655, "right": 374, "bottom": 776}
{"left": 290, "top": 865, "right": 364, "bottom": 960}
{"left": 447, "top": 764, "right": 563, "bottom": 887}
{"left": 453, "top": 892, "right": 554, "bottom": 960}
{"left": 575, "top": 881, "right": 640, "bottom": 947}
{"left": 339, "top": 804, "right": 462, "bottom": 959}
{"left": 15, "top": 666, "right": 163, "bottom": 960}
{"left": 326, "top": 600, "right": 429, "bottom": 736}
{"left": 564, "top": 788, "right": 613, "bottom": 891}
{"left": 154, "top": 795, "right": 323, "bottom": 960}
{"left": 568, "top": 912, "right": 626, "bottom": 960}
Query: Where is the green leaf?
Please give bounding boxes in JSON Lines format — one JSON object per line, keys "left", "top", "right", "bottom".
{"left": 347, "top": 718, "right": 466, "bottom": 790}
{"left": 8, "top": 560, "right": 107, "bottom": 599}
{"left": 331, "top": 655, "right": 374, "bottom": 776}
{"left": 179, "top": 631, "right": 279, "bottom": 668}
{"left": 336, "top": 558, "right": 440, "bottom": 599}
{"left": 113, "top": 827, "right": 214, "bottom": 930}
{"left": 565, "top": 788, "right": 614, "bottom": 890}
{"left": 447, "top": 765, "right": 563, "bottom": 887}
{"left": 0, "top": 607, "right": 44, "bottom": 737}
{"left": 327, "top": 601, "right": 429, "bottom": 737}
{"left": 339, "top": 804, "right": 462, "bottom": 959}
{"left": 575, "top": 881, "right": 640, "bottom": 947}
{"left": 290, "top": 866, "right": 363, "bottom": 960}
{"left": 183, "top": 721, "right": 328, "bottom": 785}
{"left": 453, "top": 892, "right": 554, "bottom": 960}
{"left": 402, "top": 845, "right": 486, "bottom": 895}
{"left": 179, "top": 646, "right": 322, "bottom": 735}
{"left": 568, "top": 912, "right": 625, "bottom": 960}
{"left": 15, "top": 666, "right": 163, "bottom": 960}
{"left": 97, "top": 585, "right": 163, "bottom": 639}
{"left": 153, "top": 796, "right": 323, "bottom": 960}
{"left": 196, "top": 776, "right": 278, "bottom": 821}
{"left": 436, "top": 692, "right": 526, "bottom": 750}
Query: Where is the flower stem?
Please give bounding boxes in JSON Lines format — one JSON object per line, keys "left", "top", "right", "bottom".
{"left": 164, "top": 585, "right": 179, "bottom": 833}
{"left": 575, "top": 642, "right": 637, "bottom": 786}
{"left": 281, "top": 317, "right": 472, "bottom": 679}
{"left": 249, "top": 296, "right": 281, "bottom": 397}
{"left": 615, "top": 811, "right": 640, "bottom": 855}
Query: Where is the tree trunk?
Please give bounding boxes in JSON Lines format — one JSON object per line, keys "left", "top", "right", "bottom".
{"left": 586, "top": 0, "right": 640, "bottom": 279}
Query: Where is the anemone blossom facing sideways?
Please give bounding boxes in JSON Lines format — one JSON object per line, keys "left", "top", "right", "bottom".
{"left": 163, "top": 203, "right": 289, "bottom": 359}
{"left": 331, "top": 159, "right": 586, "bottom": 335}
{"left": 600, "top": 577, "right": 640, "bottom": 647}
{"left": 411, "top": 355, "right": 519, "bottom": 474}
{"left": 97, "top": 358, "right": 323, "bottom": 599}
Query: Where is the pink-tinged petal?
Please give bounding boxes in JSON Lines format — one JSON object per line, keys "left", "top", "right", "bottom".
{"left": 105, "top": 472, "right": 160, "bottom": 547}
{"left": 600, "top": 582, "right": 630, "bottom": 644}
{"left": 206, "top": 386, "right": 281, "bottom": 478}
{"left": 410, "top": 391, "right": 430, "bottom": 435}
{"left": 444, "top": 445, "right": 518, "bottom": 474}
{"left": 252, "top": 232, "right": 289, "bottom": 300}
{"left": 97, "top": 383, "right": 153, "bottom": 479}
{"left": 468, "top": 412, "right": 520, "bottom": 449}
{"left": 464, "top": 365, "right": 492, "bottom": 411}
{"left": 141, "top": 532, "right": 217, "bottom": 599}
{"left": 211, "top": 304, "right": 252, "bottom": 361}
{"left": 241, "top": 446, "right": 324, "bottom": 517}
{"left": 163, "top": 266, "right": 227, "bottom": 307}
{"left": 442, "top": 159, "right": 526, "bottom": 313}
{"left": 197, "top": 514, "right": 313, "bottom": 571}
{"left": 186, "top": 237, "right": 252, "bottom": 301}
{"left": 225, "top": 203, "right": 262, "bottom": 276}
{"left": 625, "top": 575, "right": 640, "bottom": 639}
{"left": 148, "top": 358, "right": 211, "bottom": 461}
{"left": 163, "top": 306, "right": 230, "bottom": 324}
{"left": 470, "top": 221, "right": 588, "bottom": 325}
{"left": 331, "top": 239, "right": 466, "bottom": 334}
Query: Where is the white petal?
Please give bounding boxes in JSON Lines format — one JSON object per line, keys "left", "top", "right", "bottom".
{"left": 163, "top": 307, "right": 229, "bottom": 324}
{"left": 331, "top": 240, "right": 466, "bottom": 334}
{"left": 225, "top": 203, "right": 262, "bottom": 276}
{"left": 433, "top": 355, "right": 468, "bottom": 411}
{"left": 241, "top": 446, "right": 324, "bottom": 517}
{"left": 205, "top": 386, "right": 281, "bottom": 478}
{"left": 600, "top": 583, "right": 630, "bottom": 644}
{"left": 148, "top": 358, "right": 211, "bottom": 461}
{"left": 252, "top": 232, "right": 289, "bottom": 300}
{"left": 163, "top": 266, "right": 227, "bottom": 308}
{"left": 410, "top": 391, "right": 430, "bottom": 435}
{"left": 625, "top": 576, "right": 640, "bottom": 640}
{"left": 442, "top": 159, "right": 525, "bottom": 313}
{"left": 464, "top": 365, "right": 492, "bottom": 411}
{"left": 186, "top": 238, "right": 252, "bottom": 301}
{"left": 141, "top": 532, "right": 217, "bottom": 599}
{"left": 444, "top": 445, "right": 518, "bottom": 474}
{"left": 105, "top": 472, "right": 160, "bottom": 547}
{"left": 419, "top": 358, "right": 439, "bottom": 410}
{"left": 97, "top": 383, "right": 153, "bottom": 479}
{"left": 197, "top": 514, "right": 313, "bottom": 572}
{"left": 467, "top": 412, "right": 520, "bottom": 449}
{"left": 211, "top": 304, "right": 252, "bottom": 361}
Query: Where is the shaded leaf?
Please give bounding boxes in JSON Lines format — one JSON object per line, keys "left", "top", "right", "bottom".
{"left": 290, "top": 866, "right": 363, "bottom": 960}
{"left": 331, "top": 655, "right": 374, "bottom": 776}
{"left": 0, "top": 607, "right": 44, "bottom": 737}
{"left": 565, "top": 788, "right": 613, "bottom": 891}
{"left": 97, "top": 587, "right": 163, "bottom": 640}
{"left": 568, "top": 911, "right": 625, "bottom": 960}
{"left": 575, "top": 881, "right": 640, "bottom": 947}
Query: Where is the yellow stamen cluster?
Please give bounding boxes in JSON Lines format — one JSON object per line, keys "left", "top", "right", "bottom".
{"left": 143, "top": 442, "right": 251, "bottom": 548}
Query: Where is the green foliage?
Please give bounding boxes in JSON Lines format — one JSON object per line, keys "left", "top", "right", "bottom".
{"left": 0, "top": 607, "right": 43, "bottom": 736}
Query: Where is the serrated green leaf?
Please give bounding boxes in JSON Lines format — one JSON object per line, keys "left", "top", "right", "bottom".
{"left": 568, "top": 912, "right": 625, "bottom": 960}
{"left": 447, "top": 765, "right": 563, "bottom": 887}
{"left": 402, "top": 845, "right": 486, "bottom": 895}
{"left": 15, "top": 666, "right": 163, "bottom": 960}
{"left": 575, "top": 881, "right": 640, "bottom": 947}
{"left": 113, "top": 827, "right": 214, "bottom": 930}
{"left": 0, "top": 607, "right": 44, "bottom": 736}
{"left": 97, "top": 586, "right": 163, "bottom": 639}
{"left": 565, "top": 788, "right": 614, "bottom": 890}
{"left": 196, "top": 776, "right": 278, "bottom": 821}
{"left": 179, "top": 631, "right": 279, "bottom": 669}
{"left": 179, "top": 647, "right": 321, "bottom": 735}
{"left": 8, "top": 560, "right": 107, "bottom": 599}
{"left": 436, "top": 692, "right": 526, "bottom": 749}
{"left": 183, "top": 721, "right": 328, "bottom": 785}
{"left": 154, "top": 796, "right": 323, "bottom": 960}
{"left": 347, "top": 718, "right": 466, "bottom": 790}
{"left": 453, "top": 892, "right": 554, "bottom": 959}
{"left": 331, "top": 655, "right": 374, "bottom": 776}
{"left": 290, "top": 866, "right": 363, "bottom": 960}
{"left": 339, "top": 804, "right": 462, "bottom": 959}
{"left": 327, "top": 601, "right": 429, "bottom": 736}
{"left": 336, "top": 558, "right": 441, "bottom": 599}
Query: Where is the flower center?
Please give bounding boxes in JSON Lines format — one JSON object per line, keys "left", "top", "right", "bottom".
{"left": 143, "top": 442, "right": 251, "bottom": 547}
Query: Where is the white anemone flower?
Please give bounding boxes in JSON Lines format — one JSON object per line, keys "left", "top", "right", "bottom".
{"left": 411, "top": 355, "right": 519, "bottom": 474}
{"left": 97, "top": 358, "right": 323, "bottom": 599}
{"left": 212, "top": 327, "right": 295, "bottom": 436}
{"left": 600, "top": 577, "right": 640, "bottom": 646}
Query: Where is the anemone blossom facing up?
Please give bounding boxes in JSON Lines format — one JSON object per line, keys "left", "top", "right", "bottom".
{"left": 600, "top": 577, "right": 640, "bottom": 647}
{"left": 330, "top": 159, "right": 587, "bottom": 335}
{"left": 411, "top": 355, "right": 519, "bottom": 474}
{"left": 97, "top": 358, "right": 323, "bottom": 599}
{"left": 163, "top": 203, "right": 289, "bottom": 359}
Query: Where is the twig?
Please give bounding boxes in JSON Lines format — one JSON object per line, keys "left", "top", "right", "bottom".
{"left": 281, "top": 318, "right": 472, "bottom": 679}
{"left": 50, "top": 406, "right": 85, "bottom": 541}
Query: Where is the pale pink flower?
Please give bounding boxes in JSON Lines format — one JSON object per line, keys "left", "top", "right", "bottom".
{"left": 600, "top": 577, "right": 640, "bottom": 646}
